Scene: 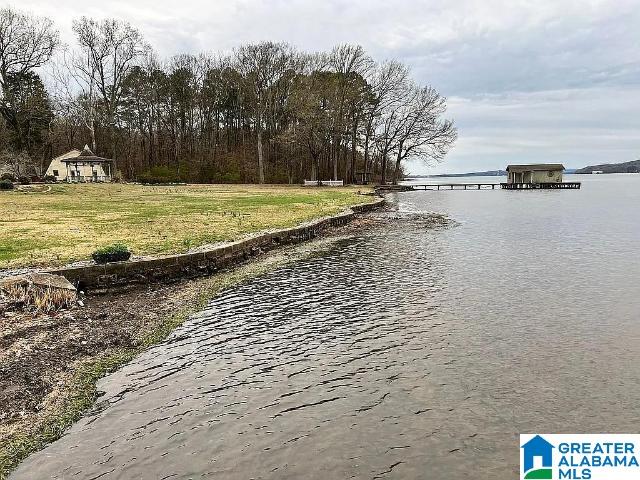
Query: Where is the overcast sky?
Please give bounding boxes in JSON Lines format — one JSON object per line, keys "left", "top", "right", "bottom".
{"left": 18, "top": 0, "right": 640, "bottom": 173}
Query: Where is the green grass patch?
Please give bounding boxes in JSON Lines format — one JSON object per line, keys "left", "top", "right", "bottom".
{"left": 0, "top": 184, "right": 372, "bottom": 269}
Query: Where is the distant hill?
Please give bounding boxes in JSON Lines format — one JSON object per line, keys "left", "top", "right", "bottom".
{"left": 575, "top": 159, "right": 640, "bottom": 174}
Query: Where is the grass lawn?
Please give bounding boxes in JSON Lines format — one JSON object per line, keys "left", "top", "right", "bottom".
{"left": 0, "top": 183, "right": 373, "bottom": 269}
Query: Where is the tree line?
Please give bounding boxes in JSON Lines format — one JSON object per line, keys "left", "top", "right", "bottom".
{"left": 0, "top": 6, "right": 456, "bottom": 184}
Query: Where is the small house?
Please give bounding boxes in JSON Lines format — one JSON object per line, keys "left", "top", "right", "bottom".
{"left": 46, "top": 146, "right": 114, "bottom": 183}
{"left": 45, "top": 149, "right": 81, "bottom": 181}
{"left": 506, "top": 164, "right": 564, "bottom": 184}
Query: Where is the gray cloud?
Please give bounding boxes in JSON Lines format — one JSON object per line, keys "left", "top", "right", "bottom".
{"left": 421, "top": 86, "right": 640, "bottom": 173}
{"left": 19, "top": 0, "right": 640, "bottom": 173}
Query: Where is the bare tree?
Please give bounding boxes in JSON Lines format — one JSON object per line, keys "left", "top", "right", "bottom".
{"left": 0, "top": 7, "right": 58, "bottom": 94}
{"left": 0, "top": 7, "right": 57, "bottom": 155}
{"left": 362, "top": 61, "right": 410, "bottom": 179}
{"left": 372, "top": 69, "right": 414, "bottom": 184}
{"left": 0, "top": 149, "right": 36, "bottom": 177}
{"left": 391, "top": 86, "right": 457, "bottom": 184}
{"left": 235, "top": 42, "right": 297, "bottom": 183}
{"left": 286, "top": 70, "right": 336, "bottom": 181}
{"left": 71, "top": 17, "right": 148, "bottom": 157}
{"left": 33, "top": 30, "right": 457, "bottom": 184}
{"left": 328, "top": 44, "right": 373, "bottom": 180}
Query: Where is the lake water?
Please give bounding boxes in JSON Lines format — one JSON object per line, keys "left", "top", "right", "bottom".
{"left": 11, "top": 174, "right": 640, "bottom": 479}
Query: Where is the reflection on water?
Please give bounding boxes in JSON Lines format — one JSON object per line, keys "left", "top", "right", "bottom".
{"left": 11, "top": 175, "right": 640, "bottom": 479}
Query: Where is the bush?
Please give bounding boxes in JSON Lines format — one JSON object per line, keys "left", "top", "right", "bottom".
{"left": 44, "top": 175, "right": 57, "bottom": 183}
{"left": 0, "top": 179, "right": 13, "bottom": 190}
{"left": 111, "top": 169, "right": 124, "bottom": 183}
{"left": 137, "top": 166, "right": 181, "bottom": 184}
{"left": 0, "top": 173, "right": 15, "bottom": 182}
{"left": 92, "top": 243, "right": 132, "bottom": 264}
{"left": 219, "top": 171, "right": 242, "bottom": 183}
{"left": 18, "top": 176, "right": 30, "bottom": 185}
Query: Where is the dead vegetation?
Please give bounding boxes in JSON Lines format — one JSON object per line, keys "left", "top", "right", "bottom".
{"left": 1, "top": 284, "right": 76, "bottom": 313}
{"left": 0, "top": 274, "right": 77, "bottom": 315}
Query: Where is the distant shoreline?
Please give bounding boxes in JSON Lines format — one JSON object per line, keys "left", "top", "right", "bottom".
{"left": 407, "top": 171, "right": 583, "bottom": 179}
{"left": 410, "top": 160, "right": 640, "bottom": 178}
{"left": 406, "top": 170, "right": 639, "bottom": 178}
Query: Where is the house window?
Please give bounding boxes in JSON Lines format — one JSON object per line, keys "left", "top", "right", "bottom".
{"left": 53, "top": 170, "right": 59, "bottom": 176}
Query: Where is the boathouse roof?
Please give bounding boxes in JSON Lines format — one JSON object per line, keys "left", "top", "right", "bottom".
{"left": 61, "top": 145, "right": 114, "bottom": 164}
{"left": 506, "top": 164, "right": 564, "bottom": 172}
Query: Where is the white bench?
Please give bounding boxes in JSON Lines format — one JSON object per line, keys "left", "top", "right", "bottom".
{"left": 303, "top": 180, "right": 344, "bottom": 187}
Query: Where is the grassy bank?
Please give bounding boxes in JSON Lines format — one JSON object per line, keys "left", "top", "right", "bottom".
{"left": 0, "top": 183, "right": 371, "bottom": 269}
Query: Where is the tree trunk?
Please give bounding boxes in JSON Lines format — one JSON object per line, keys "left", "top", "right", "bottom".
{"left": 381, "top": 153, "right": 388, "bottom": 185}
{"left": 392, "top": 148, "right": 403, "bottom": 185}
{"left": 89, "top": 119, "right": 97, "bottom": 152}
{"left": 350, "top": 122, "right": 358, "bottom": 184}
{"left": 363, "top": 125, "right": 371, "bottom": 177}
{"left": 332, "top": 139, "right": 338, "bottom": 180}
{"left": 257, "top": 128, "right": 265, "bottom": 184}
{"left": 310, "top": 154, "right": 318, "bottom": 181}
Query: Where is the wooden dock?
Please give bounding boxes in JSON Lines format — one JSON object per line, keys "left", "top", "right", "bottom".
{"left": 408, "top": 182, "right": 581, "bottom": 191}
{"left": 500, "top": 182, "right": 581, "bottom": 190}
{"left": 411, "top": 183, "right": 499, "bottom": 190}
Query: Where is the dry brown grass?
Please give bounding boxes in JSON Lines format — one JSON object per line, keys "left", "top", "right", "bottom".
{"left": 0, "top": 183, "right": 372, "bottom": 269}
{"left": 2, "top": 284, "right": 76, "bottom": 313}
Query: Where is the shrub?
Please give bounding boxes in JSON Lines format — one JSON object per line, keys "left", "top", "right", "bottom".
{"left": 137, "top": 166, "right": 181, "bottom": 184}
{"left": 111, "top": 169, "right": 124, "bottom": 183}
{"left": 44, "top": 175, "right": 57, "bottom": 183}
{"left": 0, "top": 179, "right": 13, "bottom": 190}
{"left": 92, "top": 243, "right": 132, "bottom": 264}
{"left": 0, "top": 173, "right": 15, "bottom": 182}
{"left": 18, "top": 176, "right": 30, "bottom": 185}
{"left": 219, "top": 171, "right": 242, "bottom": 183}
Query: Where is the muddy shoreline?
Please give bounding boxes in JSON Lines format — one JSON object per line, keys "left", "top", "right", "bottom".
{"left": 0, "top": 209, "right": 386, "bottom": 478}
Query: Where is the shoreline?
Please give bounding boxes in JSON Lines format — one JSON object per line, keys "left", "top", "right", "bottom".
{"left": 0, "top": 199, "right": 384, "bottom": 479}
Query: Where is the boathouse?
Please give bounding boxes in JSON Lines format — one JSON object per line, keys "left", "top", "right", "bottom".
{"left": 506, "top": 164, "right": 564, "bottom": 184}
{"left": 46, "top": 145, "right": 114, "bottom": 183}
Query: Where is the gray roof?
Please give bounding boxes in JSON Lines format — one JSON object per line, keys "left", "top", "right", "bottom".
{"left": 506, "top": 164, "right": 564, "bottom": 172}
{"left": 61, "top": 145, "right": 113, "bottom": 163}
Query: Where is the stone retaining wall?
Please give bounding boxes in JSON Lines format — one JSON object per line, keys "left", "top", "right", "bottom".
{"left": 47, "top": 198, "right": 384, "bottom": 291}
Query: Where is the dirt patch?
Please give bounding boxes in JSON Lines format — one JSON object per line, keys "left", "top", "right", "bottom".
{"left": 0, "top": 303, "right": 135, "bottom": 425}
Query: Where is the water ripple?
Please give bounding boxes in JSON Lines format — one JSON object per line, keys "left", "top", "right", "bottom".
{"left": 11, "top": 179, "right": 640, "bottom": 479}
